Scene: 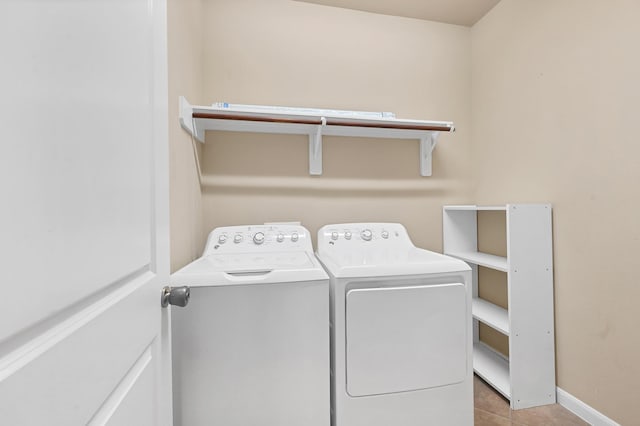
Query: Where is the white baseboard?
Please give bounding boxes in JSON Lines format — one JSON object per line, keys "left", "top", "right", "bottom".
{"left": 556, "top": 387, "right": 620, "bottom": 426}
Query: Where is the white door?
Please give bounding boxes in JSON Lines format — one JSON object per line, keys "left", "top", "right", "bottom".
{"left": 0, "top": 1, "right": 171, "bottom": 425}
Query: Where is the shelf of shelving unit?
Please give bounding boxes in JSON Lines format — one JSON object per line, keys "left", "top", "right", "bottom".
{"left": 442, "top": 204, "right": 555, "bottom": 410}
{"left": 472, "top": 298, "right": 509, "bottom": 335}
{"left": 473, "top": 342, "right": 511, "bottom": 399}
{"left": 447, "top": 251, "right": 508, "bottom": 272}
{"left": 178, "top": 96, "right": 455, "bottom": 176}
{"left": 442, "top": 205, "right": 507, "bottom": 212}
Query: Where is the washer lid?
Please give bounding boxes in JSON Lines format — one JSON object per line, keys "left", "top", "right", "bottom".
{"left": 206, "top": 251, "right": 315, "bottom": 272}
{"left": 171, "top": 251, "right": 328, "bottom": 287}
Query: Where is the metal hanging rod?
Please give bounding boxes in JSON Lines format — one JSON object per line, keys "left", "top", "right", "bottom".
{"left": 191, "top": 112, "right": 454, "bottom": 132}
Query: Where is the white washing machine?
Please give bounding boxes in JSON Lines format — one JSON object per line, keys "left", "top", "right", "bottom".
{"left": 316, "top": 223, "right": 473, "bottom": 426}
{"left": 170, "top": 224, "right": 330, "bottom": 426}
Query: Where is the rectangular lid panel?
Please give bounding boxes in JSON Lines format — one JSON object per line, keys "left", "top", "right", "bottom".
{"left": 205, "top": 252, "right": 315, "bottom": 273}
{"left": 171, "top": 251, "right": 328, "bottom": 286}
{"left": 346, "top": 283, "right": 467, "bottom": 397}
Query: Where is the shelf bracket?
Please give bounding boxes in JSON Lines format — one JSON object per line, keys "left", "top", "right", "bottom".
{"left": 179, "top": 96, "right": 205, "bottom": 142}
{"left": 308, "top": 117, "right": 325, "bottom": 175}
{"left": 420, "top": 132, "right": 439, "bottom": 177}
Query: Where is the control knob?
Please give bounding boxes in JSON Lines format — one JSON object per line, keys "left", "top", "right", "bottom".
{"left": 361, "top": 229, "right": 373, "bottom": 241}
{"left": 277, "top": 233, "right": 285, "bottom": 243}
{"left": 218, "top": 234, "right": 228, "bottom": 244}
{"left": 233, "top": 234, "right": 243, "bottom": 244}
{"left": 381, "top": 230, "right": 389, "bottom": 239}
{"left": 291, "top": 232, "right": 299, "bottom": 242}
{"left": 331, "top": 231, "right": 339, "bottom": 241}
{"left": 344, "top": 231, "right": 352, "bottom": 240}
{"left": 253, "top": 232, "right": 265, "bottom": 245}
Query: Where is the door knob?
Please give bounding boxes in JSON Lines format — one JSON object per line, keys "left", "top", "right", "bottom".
{"left": 161, "top": 286, "right": 190, "bottom": 308}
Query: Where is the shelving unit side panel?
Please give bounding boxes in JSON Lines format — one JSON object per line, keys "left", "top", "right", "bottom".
{"left": 442, "top": 208, "right": 478, "bottom": 254}
{"left": 471, "top": 264, "right": 479, "bottom": 344}
{"left": 506, "top": 204, "right": 556, "bottom": 409}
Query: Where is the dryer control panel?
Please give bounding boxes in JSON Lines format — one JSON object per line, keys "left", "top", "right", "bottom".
{"left": 317, "top": 222, "right": 466, "bottom": 275}
{"left": 203, "top": 224, "right": 313, "bottom": 255}
{"left": 317, "top": 223, "right": 413, "bottom": 251}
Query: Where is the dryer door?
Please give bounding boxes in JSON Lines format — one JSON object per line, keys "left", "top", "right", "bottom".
{"left": 345, "top": 282, "right": 467, "bottom": 397}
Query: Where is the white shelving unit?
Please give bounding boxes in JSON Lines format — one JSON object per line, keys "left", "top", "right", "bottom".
{"left": 443, "top": 204, "right": 556, "bottom": 410}
{"left": 178, "top": 97, "right": 455, "bottom": 176}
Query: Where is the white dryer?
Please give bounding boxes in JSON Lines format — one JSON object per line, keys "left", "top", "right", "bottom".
{"left": 316, "top": 223, "right": 473, "bottom": 426}
{"left": 170, "top": 224, "right": 329, "bottom": 426}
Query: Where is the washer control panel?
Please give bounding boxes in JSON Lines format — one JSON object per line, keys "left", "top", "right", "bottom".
{"left": 204, "top": 224, "right": 312, "bottom": 255}
{"left": 317, "top": 223, "right": 412, "bottom": 250}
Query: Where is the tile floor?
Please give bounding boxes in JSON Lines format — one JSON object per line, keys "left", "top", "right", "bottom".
{"left": 474, "top": 375, "right": 589, "bottom": 425}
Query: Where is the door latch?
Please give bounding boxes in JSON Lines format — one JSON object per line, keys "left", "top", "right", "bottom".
{"left": 161, "top": 286, "right": 190, "bottom": 308}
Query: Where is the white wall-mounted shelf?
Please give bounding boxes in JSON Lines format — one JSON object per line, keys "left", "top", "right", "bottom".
{"left": 178, "top": 96, "right": 455, "bottom": 176}
{"left": 443, "top": 204, "right": 556, "bottom": 410}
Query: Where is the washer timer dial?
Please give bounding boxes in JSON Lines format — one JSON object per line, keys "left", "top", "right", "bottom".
{"left": 253, "top": 232, "right": 265, "bottom": 245}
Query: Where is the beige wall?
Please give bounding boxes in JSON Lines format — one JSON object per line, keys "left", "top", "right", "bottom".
{"left": 168, "top": 0, "right": 206, "bottom": 271}
{"left": 472, "top": 0, "right": 640, "bottom": 423}
{"left": 198, "top": 0, "right": 472, "bottom": 251}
